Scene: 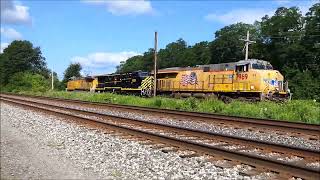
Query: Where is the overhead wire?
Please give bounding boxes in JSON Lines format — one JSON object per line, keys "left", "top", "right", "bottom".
{"left": 264, "top": 34, "right": 320, "bottom": 38}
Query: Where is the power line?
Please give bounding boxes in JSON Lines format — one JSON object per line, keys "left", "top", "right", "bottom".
{"left": 267, "top": 35, "right": 320, "bottom": 38}
{"left": 239, "top": 33, "right": 320, "bottom": 40}
{"left": 258, "top": 34, "right": 320, "bottom": 39}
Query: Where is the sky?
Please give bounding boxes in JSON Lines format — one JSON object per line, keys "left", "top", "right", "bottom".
{"left": 0, "top": 0, "right": 317, "bottom": 79}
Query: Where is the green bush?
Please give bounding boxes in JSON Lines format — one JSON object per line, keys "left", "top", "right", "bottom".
{"left": 284, "top": 68, "right": 320, "bottom": 101}
{"left": 3, "top": 72, "right": 50, "bottom": 92}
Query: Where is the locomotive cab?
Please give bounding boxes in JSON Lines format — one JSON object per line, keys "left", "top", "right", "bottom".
{"left": 235, "top": 59, "right": 291, "bottom": 101}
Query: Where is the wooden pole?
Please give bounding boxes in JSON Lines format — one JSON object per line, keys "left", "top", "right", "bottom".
{"left": 154, "top": 31, "right": 158, "bottom": 97}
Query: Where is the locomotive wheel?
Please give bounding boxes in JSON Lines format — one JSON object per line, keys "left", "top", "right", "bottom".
{"left": 173, "top": 93, "right": 181, "bottom": 99}
{"left": 146, "top": 89, "right": 152, "bottom": 97}
{"left": 220, "top": 95, "right": 232, "bottom": 104}
{"left": 205, "top": 93, "right": 218, "bottom": 100}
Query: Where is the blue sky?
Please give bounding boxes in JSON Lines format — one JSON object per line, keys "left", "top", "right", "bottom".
{"left": 0, "top": 0, "right": 316, "bottom": 79}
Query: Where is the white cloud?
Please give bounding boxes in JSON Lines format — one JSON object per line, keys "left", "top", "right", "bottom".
{"left": 1, "top": 0, "right": 32, "bottom": 25}
{"left": 205, "top": 9, "right": 274, "bottom": 25}
{"left": 1, "top": 43, "right": 9, "bottom": 53}
{"left": 204, "top": 0, "right": 317, "bottom": 25}
{"left": 297, "top": 1, "right": 316, "bottom": 15}
{"left": 274, "top": 0, "right": 292, "bottom": 5}
{"left": 83, "top": 0, "right": 153, "bottom": 15}
{"left": 1, "top": 27, "right": 23, "bottom": 40}
{"left": 273, "top": 0, "right": 316, "bottom": 15}
{"left": 274, "top": 0, "right": 316, "bottom": 15}
{"left": 71, "top": 51, "right": 141, "bottom": 74}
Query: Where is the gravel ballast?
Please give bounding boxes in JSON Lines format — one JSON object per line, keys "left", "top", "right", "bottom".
{"left": 12, "top": 96, "right": 319, "bottom": 151}
{"left": 1, "top": 102, "right": 277, "bottom": 179}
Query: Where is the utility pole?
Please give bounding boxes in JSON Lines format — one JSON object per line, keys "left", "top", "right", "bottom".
{"left": 240, "top": 31, "right": 256, "bottom": 60}
{"left": 51, "top": 67, "right": 54, "bottom": 90}
{"left": 153, "top": 31, "right": 158, "bottom": 97}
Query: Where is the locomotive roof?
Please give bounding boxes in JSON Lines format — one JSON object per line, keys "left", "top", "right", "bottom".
{"left": 93, "top": 70, "right": 148, "bottom": 77}
{"left": 156, "top": 66, "right": 200, "bottom": 73}
{"left": 198, "top": 59, "right": 270, "bottom": 67}
{"left": 69, "top": 76, "right": 94, "bottom": 81}
{"left": 158, "top": 59, "right": 272, "bottom": 72}
{"left": 236, "top": 59, "right": 271, "bottom": 65}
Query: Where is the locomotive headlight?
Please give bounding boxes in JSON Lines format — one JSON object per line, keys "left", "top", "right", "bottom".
{"left": 250, "top": 85, "right": 255, "bottom": 90}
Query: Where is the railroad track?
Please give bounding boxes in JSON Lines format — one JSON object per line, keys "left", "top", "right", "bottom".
{"left": 1, "top": 93, "right": 319, "bottom": 139}
{"left": 1, "top": 94, "right": 319, "bottom": 179}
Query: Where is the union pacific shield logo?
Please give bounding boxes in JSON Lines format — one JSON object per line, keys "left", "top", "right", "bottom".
{"left": 180, "top": 72, "right": 198, "bottom": 86}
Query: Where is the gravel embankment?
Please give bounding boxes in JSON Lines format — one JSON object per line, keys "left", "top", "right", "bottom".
{"left": 0, "top": 102, "right": 276, "bottom": 179}
{"left": 16, "top": 97, "right": 319, "bottom": 151}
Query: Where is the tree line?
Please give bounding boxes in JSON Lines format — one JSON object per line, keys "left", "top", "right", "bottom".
{"left": 117, "top": 4, "right": 320, "bottom": 100}
{"left": 0, "top": 4, "right": 319, "bottom": 100}
{"left": 0, "top": 40, "right": 82, "bottom": 92}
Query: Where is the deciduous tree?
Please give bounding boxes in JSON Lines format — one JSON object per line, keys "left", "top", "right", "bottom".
{"left": 0, "top": 40, "right": 47, "bottom": 86}
{"left": 62, "top": 63, "right": 82, "bottom": 85}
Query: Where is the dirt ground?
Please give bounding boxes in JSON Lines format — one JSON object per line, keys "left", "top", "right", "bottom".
{"left": 0, "top": 108, "right": 96, "bottom": 179}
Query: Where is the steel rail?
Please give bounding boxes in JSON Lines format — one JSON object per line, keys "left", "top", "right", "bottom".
{"left": 1, "top": 97, "right": 319, "bottom": 179}
{"left": 1, "top": 93, "right": 319, "bottom": 135}
{"left": 2, "top": 96, "right": 319, "bottom": 156}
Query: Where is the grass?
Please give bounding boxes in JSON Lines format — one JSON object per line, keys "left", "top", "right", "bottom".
{"left": 11, "top": 90, "right": 320, "bottom": 124}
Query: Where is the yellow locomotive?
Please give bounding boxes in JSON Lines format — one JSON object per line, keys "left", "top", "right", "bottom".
{"left": 141, "top": 59, "right": 291, "bottom": 101}
{"left": 66, "top": 60, "right": 291, "bottom": 101}
{"left": 66, "top": 76, "right": 98, "bottom": 91}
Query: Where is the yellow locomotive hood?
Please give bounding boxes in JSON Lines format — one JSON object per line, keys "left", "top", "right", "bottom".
{"left": 260, "top": 70, "right": 284, "bottom": 93}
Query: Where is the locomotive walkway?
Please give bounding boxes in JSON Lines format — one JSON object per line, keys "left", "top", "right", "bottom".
{"left": 1, "top": 93, "right": 319, "bottom": 179}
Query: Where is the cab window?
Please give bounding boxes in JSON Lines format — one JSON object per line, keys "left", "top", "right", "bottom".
{"left": 252, "top": 63, "right": 265, "bottom": 69}
{"left": 252, "top": 63, "right": 273, "bottom": 70}
{"left": 236, "top": 64, "right": 249, "bottom": 72}
{"left": 266, "top": 64, "right": 273, "bottom": 70}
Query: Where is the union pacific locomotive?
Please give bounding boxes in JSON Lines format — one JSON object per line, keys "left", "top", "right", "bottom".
{"left": 66, "top": 76, "right": 97, "bottom": 91}
{"left": 67, "top": 59, "right": 291, "bottom": 101}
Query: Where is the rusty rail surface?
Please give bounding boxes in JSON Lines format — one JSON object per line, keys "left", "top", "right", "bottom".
{"left": 1, "top": 96, "right": 319, "bottom": 179}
